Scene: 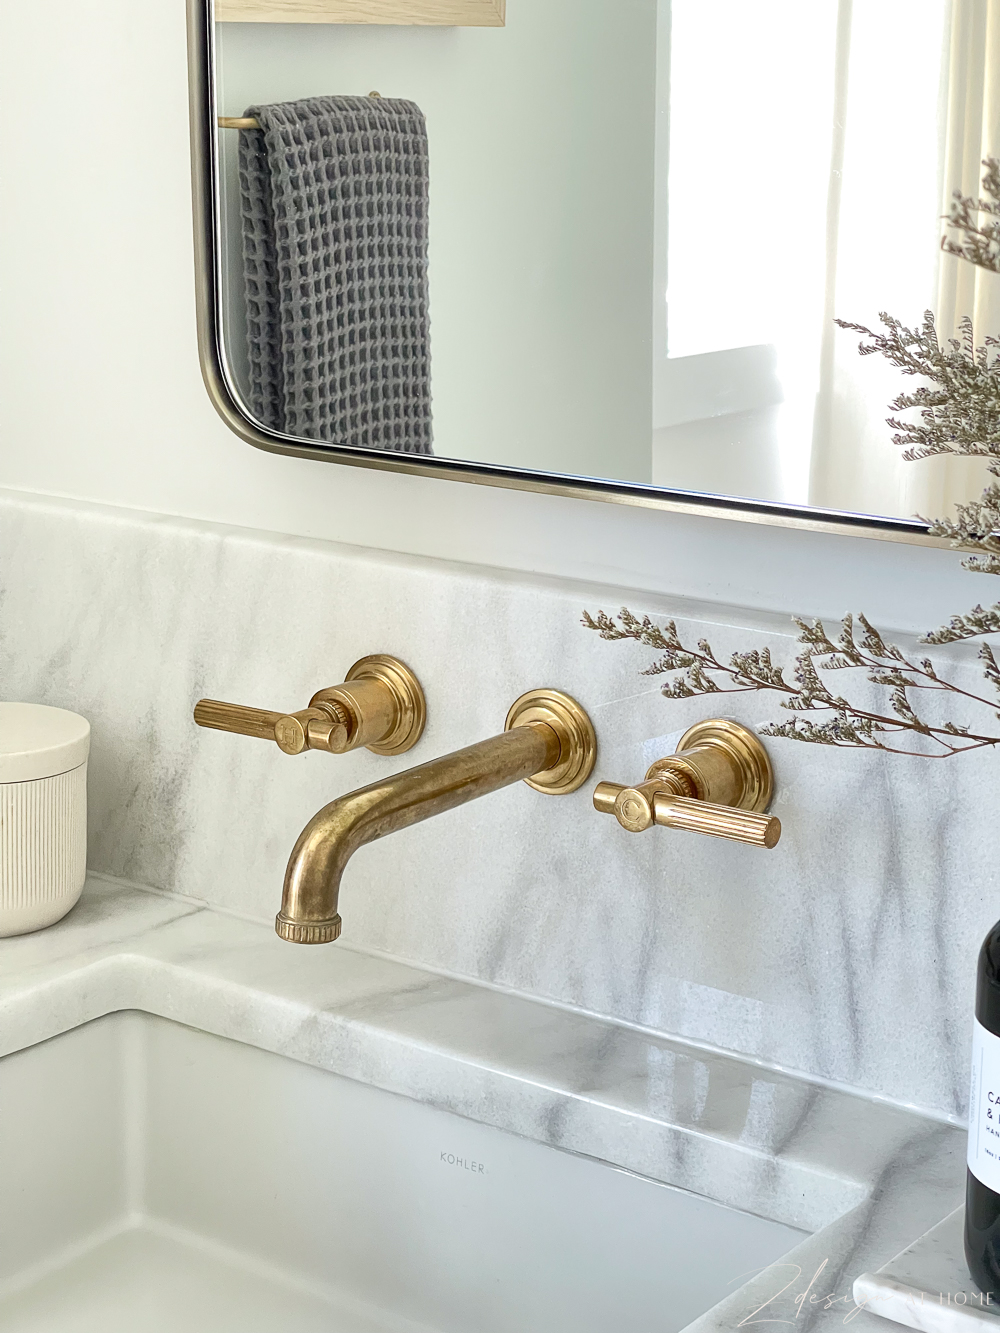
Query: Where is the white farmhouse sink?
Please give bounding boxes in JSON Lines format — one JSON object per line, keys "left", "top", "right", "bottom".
{"left": 0, "top": 1013, "right": 805, "bottom": 1332}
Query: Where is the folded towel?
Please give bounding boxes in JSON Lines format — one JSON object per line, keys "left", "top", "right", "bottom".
{"left": 238, "top": 95, "right": 433, "bottom": 456}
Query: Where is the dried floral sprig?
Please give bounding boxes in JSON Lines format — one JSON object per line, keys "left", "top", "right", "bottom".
{"left": 833, "top": 312, "right": 1000, "bottom": 472}
{"left": 832, "top": 312, "right": 1000, "bottom": 579}
{"left": 584, "top": 160, "right": 1000, "bottom": 760}
{"left": 923, "top": 484, "right": 1000, "bottom": 576}
{"left": 941, "top": 156, "right": 1000, "bottom": 273}
{"left": 584, "top": 393, "right": 1000, "bottom": 756}
{"left": 582, "top": 609, "right": 1000, "bottom": 758}
{"left": 834, "top": 160, "right": 1000, "bottom": 573}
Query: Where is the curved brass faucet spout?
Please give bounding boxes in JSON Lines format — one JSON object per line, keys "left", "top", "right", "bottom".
{"left": 276, "top": 689, "right": 596, "bottom": 945}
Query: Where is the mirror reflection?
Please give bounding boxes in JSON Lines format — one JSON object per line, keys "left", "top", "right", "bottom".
{"left": 213, "top": 1, "right": 996, "bottom": 523}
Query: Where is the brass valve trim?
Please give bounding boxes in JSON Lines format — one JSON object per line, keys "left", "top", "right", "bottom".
{"left": 593, "top": 718, "right": 780, "bottom": 849}
{"left": 652, "top": 719, "right": 773, "bottom": 812}
{"left": 504, "top": 689, "right": 596, "bottom": 795}
{"left": 311, "top": 654, "right": 426, "bottom": 756}
{"left": 193, "top": 653, "right": 425, "bottom": 758}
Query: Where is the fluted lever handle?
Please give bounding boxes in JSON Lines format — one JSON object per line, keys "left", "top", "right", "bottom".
{"left": 193, "top": 655, "right": 426, "bottom": 759}
{"left": 193, "top": 699, "right": 347, "bottom": 755}
{"left": 593, "top": 719, "right": 781, "bottom": 849}
{"left": 193, "top": 699, "right": 283, "bottom": 742}
{"left": 654, "top": 794, "right": 779, "bottom": 847}
{"left": 593, "top": 782, "right": 779, "bottom": 847}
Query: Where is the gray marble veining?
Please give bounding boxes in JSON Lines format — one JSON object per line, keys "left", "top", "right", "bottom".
{"left": 0, "top": 487, "right": 996, "bottom": 1121}
{"left": 854, "top": 1209, "right": 997, "bottom": 1333}
{"left": 0, "top": 876, "right": 967, "bottom": 1333}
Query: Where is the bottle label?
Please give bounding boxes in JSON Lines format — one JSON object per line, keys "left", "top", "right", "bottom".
{"left": 969, "top": 1018, "right": 1000, "bottom": 1192}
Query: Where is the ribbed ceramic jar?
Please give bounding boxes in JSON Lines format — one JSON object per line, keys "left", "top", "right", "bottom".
{"left": 0, "top": 704, "right": 90, "bottom": 937}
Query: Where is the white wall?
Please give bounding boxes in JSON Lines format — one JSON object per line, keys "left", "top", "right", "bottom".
{"left": 0, "top": 0, "right": 983, "bottom": 636}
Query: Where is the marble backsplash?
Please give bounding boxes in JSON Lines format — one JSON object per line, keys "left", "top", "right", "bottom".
{"left": 1, "top": 487, "right": 996, "bottom": 1121}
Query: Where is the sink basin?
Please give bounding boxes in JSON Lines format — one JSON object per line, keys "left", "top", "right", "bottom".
{"left": 0, "top": 1013, "right": 806, "bottom": 1332}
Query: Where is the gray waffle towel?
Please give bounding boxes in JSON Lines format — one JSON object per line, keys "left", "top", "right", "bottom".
{"left": 238, "top": 95, "right": 432, "bottom": 455}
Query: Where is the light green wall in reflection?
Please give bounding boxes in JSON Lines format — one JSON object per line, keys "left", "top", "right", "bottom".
{"left": 217, "top": 3, "right": 657, "bottom": 484}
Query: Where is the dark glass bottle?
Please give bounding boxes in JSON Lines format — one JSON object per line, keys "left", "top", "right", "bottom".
{"left": 966, "top": 919, "right": 1000, "bottom": 1295}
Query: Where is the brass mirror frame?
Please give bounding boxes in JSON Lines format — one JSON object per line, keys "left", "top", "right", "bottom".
{"left": 186, "top": 0, "right": 946, "bottom": 551}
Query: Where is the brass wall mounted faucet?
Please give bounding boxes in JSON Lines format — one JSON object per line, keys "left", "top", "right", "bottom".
{"left": 594, "top": 719, "right": 781, "bottom": 849}
{"left": 193, "top": 655, "right": 426, "bottom": 757}
{"left": 276, "top": 689, "right": 596, "bottom": 944}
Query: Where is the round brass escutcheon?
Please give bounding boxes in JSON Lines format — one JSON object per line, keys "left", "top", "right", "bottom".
{"left": 664, "top": 719, "right": 774, "bottom": 812}
{"left": 344, "top": 654, "right": 426, "bottom": 756}
{"left": 504, "top": 689, "right": 597, "bottom": 795}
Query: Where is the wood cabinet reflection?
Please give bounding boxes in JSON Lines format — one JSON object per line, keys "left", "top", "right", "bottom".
{"left": 216, "top": 0, "right": 505, "bottom": 24}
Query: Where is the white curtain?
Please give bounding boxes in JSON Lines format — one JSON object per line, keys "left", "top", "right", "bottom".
{"left": 904, "top": 0, "right": 1000, "bottom": 519}
{"left": 809, "top": 0, "right": 953, "bottom": 517}
{"left": 659, "top": 0, "right": 1000, "bottom": 522}
{"left": 808, "top": 0, "right": 1000, "bottom": 521}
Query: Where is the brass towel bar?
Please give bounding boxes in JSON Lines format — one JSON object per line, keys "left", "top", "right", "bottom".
{"left": 218, "top": 91, "right": 384, "bottom": 130}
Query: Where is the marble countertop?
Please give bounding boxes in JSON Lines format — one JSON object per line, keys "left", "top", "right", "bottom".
{"left": 854, "top": 1208, "right": 997, "bottom": 1333}
{"left": 0, "top": 875, "right": 967, "bottom": 1333}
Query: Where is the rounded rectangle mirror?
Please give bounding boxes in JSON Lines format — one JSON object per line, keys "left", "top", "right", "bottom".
{"left": 188, "top": 0, "right": 996, "bottom": 545}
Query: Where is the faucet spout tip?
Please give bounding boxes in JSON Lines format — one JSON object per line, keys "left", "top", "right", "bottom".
{"left": 275, "top": 913, "right": 342, "bottom": 944}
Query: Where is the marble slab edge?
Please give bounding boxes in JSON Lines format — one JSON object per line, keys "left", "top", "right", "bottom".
{"left": 853, "top": 1207, "right": 1000, "bottom": 1333}
{"left": 0, "top": 878, "right": 965, "bottom": 1254}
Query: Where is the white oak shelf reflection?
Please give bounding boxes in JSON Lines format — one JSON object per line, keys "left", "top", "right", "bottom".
{"left": 216, "top": 0, "right": 505, "bottom": 24}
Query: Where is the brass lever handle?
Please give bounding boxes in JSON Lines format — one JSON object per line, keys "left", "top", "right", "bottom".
{"left": 594, "top": 719, "right": 781, "bottom": 849}
{"left": 193, "top": 655, "right": 426, "bottom": 758}
{"left": 193, "top": 699, "right": 351, "bottom": 755}
{"left": 593, "top": 783, "right": 780, "bottom": 847}
{"left": 192, "top": 700, "right": 287, "bottom": 744}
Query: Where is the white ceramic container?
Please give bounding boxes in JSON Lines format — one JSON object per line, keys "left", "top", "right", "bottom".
{"left": 0, "top": 703, "right": 90, "bottom": 937}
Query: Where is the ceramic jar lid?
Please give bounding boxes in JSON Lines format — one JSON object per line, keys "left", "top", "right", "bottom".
{"left": 0, "top": 703, "right": 90, "bottom": 782}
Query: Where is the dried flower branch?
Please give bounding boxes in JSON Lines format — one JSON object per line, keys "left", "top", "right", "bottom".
{"left": 941, "top": 156, "right": 1000, "bottom": 274}
{"left": 833, "top": 312, "right": 1000, "bottom": 472}
{"left": 584, "top": 163, "right": 1000, "bottom": 758}
{"left": 581, "top": 609, "right": 1000, "bottom": 758}
{"left": 834, "top": 159, "right": 1000, "bottom": 577}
